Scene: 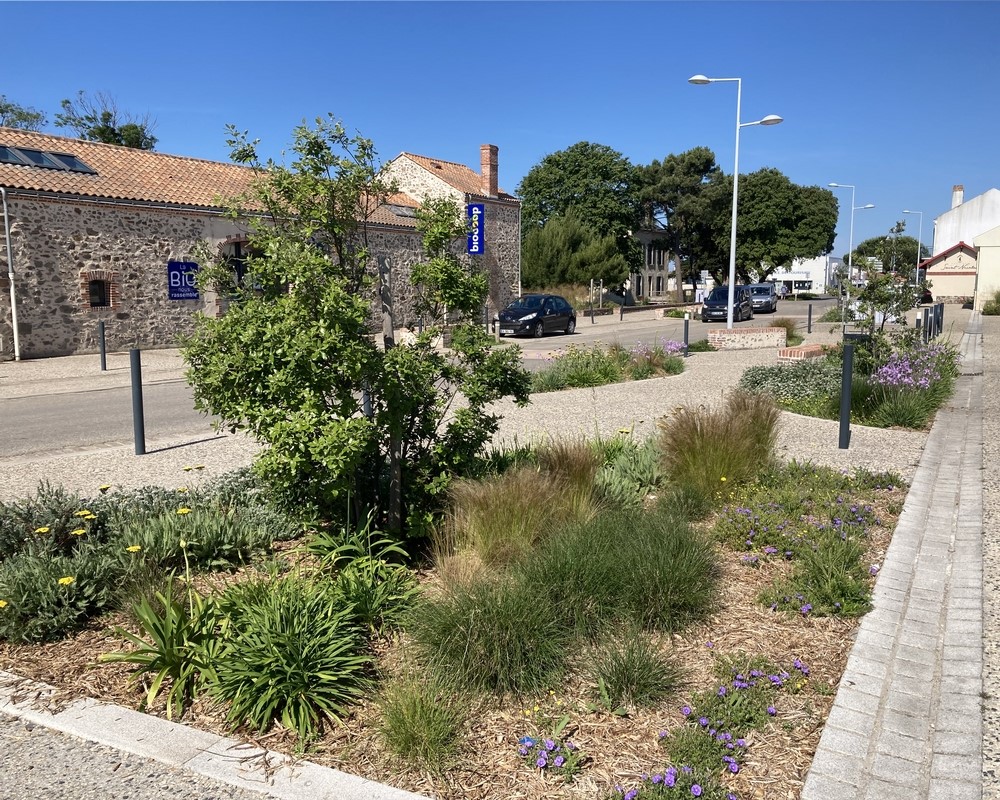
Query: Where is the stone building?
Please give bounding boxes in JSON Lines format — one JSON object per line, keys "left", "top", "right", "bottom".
{"left": 0, "top": 128, "right": 520, "bottom": 359}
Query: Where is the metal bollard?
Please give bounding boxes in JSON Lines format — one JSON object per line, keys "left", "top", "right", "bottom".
{"left": 98, "top": 320, "right": 107, "bottom": 372}
{"left": 683, "top": 315, "right": 690, "bottom": 358}
{"left": 839, "top": 344, "right": 854, "bottom": 450}
{"left": 922, "top": 307, "right": 930, "bottom": 343}
{"left": 807, "top": 303, "right": 812, "bottom": 334}
{"left": 130, "top": 348, "right": 146, "bottom": 456}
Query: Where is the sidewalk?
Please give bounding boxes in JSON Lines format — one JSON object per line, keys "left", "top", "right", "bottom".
{"left": 801, "top": 311, "right": 984, "bottom": 800}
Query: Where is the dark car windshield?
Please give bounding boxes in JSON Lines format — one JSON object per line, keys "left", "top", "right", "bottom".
{"left": 749, "top": 285, "right": 772, "bottom": 295}
{"left": 506, "top": 295, "right": 545, "bottom": 311}
{"left": 706, "top": 287, "right": 732, "bottom": 302}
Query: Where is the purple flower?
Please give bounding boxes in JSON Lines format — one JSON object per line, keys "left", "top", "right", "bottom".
{"left": 554, "top": 755, "right": 565, "bottom": 767}
{"left": 652, "top": 774, "right": 663, "bottom": 784}
{"left": 767, "top": 705, "right": 777, "bottom": 716}
{"left": 681, "top": 705, "right": 692, "bottom": 717}
{"left": 624, "top": 791, "right": 638, "bottom": 800}
{"left": 698, "top": 716, "right": 709, "bottom": 727}
{"left": 518, "top": 736, "right": 535, "bottom": 746}
{"left": 664, "top": 773, "right": 676, "bottom": 787}
{"left": 543, "top": 738, "right": 556, "bottom": 751}
{"left": 729, "top": 761, "right": 740, "bottom": 773}
{"left": 801, "top": 603, "right": 812, "bottom": 615}
{"left": 536, "top": 756, "right": 547, "bottom": 768}
{"left": 692, "top": 784, "right": 703, "bottom": 797}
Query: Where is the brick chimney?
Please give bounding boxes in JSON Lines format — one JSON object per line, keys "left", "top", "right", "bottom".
{"left": 480, "top": 144, "right": 498, "bottom": 198}
{"left": 952, "top": 184, "right": 964, "bottom": 209}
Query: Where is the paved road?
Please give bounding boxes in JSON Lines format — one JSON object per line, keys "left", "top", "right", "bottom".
{"left": 0, "top": 380, "right": 217, "bottom": 459}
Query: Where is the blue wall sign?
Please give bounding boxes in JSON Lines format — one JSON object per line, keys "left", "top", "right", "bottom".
{"left": 167, "top": 260, "right": 200, "bottom": 300}
{"left": 467, "top": 203, "right": 485, "bottom": 255}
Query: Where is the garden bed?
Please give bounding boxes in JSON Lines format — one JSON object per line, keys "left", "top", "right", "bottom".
{"left": 0, "top": 429, "right": 906, "bottom": 800}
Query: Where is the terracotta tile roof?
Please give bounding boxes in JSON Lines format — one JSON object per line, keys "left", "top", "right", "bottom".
{"left": 0, "top": 127, "right": 256, "bottom": 209}
{"left": 400, "top": 152, "right": 517, "bottom": 201}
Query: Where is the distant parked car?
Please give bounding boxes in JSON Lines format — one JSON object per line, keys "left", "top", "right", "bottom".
{"left": 911, "top": 285, "right": 933, "bottom": 305}
{"left": 701, "top": 285, "right": 754, "bottom": 322}
{"left": 747, "top": 282, "right": 779, "bottom": 313}
{"left": 497, "top": 293, "right": 576, "bottom": 337}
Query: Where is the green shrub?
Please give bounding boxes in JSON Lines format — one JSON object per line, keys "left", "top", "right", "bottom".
{"left": 658, "top": 391, "right": 780, "bottom": 502}
{"left": 0, "top": 483, "right": 109, "bottom": 562}
{"left": 531, "top": 345, "right": 624, "bottom": 392}
{"left": 588, "top": 633, "right": 682, "bottom": 710}
{"left": 0, "top": 542, "right": 124, "bottom": 642}
{"left": 866, "top": 389, "right": 936, "bottom": 429}
{"left": 212, "top": 572, "right": 371, "bottom": 746}
{"left": 686, "top": 338, "right": 715, "bottom": 353}
{"left": 594, "top": 436, "right": 663, "bottom": 509}
{"left": 377, "top": 673, "right": 466, "bottom": 773}
{"left": 408, "top": 575, "right": 572, "bottom": 695}
{"left": 739, "top": 359, "right": 840, "bottom": 405}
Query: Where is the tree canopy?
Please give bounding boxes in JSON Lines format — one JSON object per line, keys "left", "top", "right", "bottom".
{"left": 517, "top": 141, "right": 642, "bottom": 269}
{"left": 0, "top": 95, "right": 47, "bottom": 131}
{"left": 730, "top": 168, "right": 838, "bottom": 281}
{"left": 55, "top": 90, "right": 157, "bottom": 150}
{"left": 846, "top": 225, "right": 927, "bottom": 277}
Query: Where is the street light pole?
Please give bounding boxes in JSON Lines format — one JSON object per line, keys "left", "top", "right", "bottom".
{"left": 903, "top": 209, "right": 923, "bottom": 285}
{"left": 828, "top": 183, "right": 875, "bottom": 284}
{"left": 690, "top": 75, "right": 782, "bottom": 329}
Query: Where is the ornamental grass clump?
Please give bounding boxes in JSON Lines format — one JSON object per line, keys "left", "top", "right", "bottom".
{"left": 658, "top": 391, "right": 780, "bottom": 503}
{"left": 516, "top": 504, "right": 719, "bottom": 637}
{"left": 377, "top": 672, "right": 466, "bottom": 773}
{"left": 587, "top": 633, "right": 683, "bottom": 711}
{"left": 531, "top": 345, "right": 625, "bottom": 392}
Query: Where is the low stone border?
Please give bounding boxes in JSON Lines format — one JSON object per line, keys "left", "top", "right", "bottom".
{"left": 707, "top": 327, "right": 787, "bottom": 350}
{"left": 777, "top": 343, "right": 826, "bottom": 363}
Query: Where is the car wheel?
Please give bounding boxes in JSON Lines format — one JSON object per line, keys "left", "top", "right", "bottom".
{"left": 565, "top": 318, "right": 576, "bottom": 335}
{"left": 532, "top": 321, "right": 544, "bottom": 338}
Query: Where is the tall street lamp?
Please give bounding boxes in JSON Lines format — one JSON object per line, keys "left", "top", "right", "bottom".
{"left": 689, "top": 74, "right": 782, "bottom": 328}
{"left": 903, "top": 209, "right": 923, "bottom": 285}
{"left": 828, "top": 183, "right": 875, "bottom": 284}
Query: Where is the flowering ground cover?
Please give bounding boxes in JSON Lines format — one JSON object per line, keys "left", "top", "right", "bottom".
{"left": 531, "top": 338, "right": 686, "bottom": 393}
{"left": 0, "top": 450, "right": 904, "bottom": 800}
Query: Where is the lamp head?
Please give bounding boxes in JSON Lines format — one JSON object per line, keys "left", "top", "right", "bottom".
{"left": 760, "top": 114, "right": 783, "bottom": 126}
{"left": 862, "top": 203, "right": 875, "bottom": 209}
{"left": 688, "top": 74, "right": 712, "bottom": 85}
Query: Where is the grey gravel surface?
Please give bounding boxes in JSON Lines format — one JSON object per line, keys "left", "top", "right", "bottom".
{"left": 0, "top": 714, "right": 262, "bottom": 800}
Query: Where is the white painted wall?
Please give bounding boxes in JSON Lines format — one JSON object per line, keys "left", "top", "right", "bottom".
{"left": 933, "top": 188, "right": 1000, "bottom": 254}
{"left": 974, "top": 224, "right": 1000, "bottom": 310}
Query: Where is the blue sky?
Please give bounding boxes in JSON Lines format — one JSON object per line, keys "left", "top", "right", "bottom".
{"left": 5, "top": 1, "right": 999, "bottom": 258}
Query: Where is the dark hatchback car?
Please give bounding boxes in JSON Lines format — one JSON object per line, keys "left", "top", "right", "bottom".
{"left": 701, "top": 285, "right": 754, "bottom": 322}
{"left": 498, "top": 293, "right": 576, "bottom": 338}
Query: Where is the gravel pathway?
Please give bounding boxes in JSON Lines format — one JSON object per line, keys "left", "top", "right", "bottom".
{"left": 982, "top": 314, "right": 1000, "bottom": 798}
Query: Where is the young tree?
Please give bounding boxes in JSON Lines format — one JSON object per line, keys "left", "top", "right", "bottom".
{"left": 518, "top": 141, "right": 642, "bottom": 269}
{"left": 0, "top": 95, "right": 47, "bottom": 131}
{"left": 55, "top": 90, "right": 157, "bottom": 150}
{"left": 845, "top": 228, "right": 926, "bottom": 277}
{"left": 182, "top": 116, "right": 530, "bottom": 535}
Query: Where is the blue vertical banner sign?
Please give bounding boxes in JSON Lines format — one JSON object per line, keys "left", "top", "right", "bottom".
{"left": 467, "top": 203, "right": 485, "bottom": 255}
{"left": 167, "top": 260, "right": 200, "bottom": 300}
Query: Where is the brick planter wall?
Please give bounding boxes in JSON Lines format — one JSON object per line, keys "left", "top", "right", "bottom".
{"left": 706, "top": 327, "right": 787, "bottom": 350}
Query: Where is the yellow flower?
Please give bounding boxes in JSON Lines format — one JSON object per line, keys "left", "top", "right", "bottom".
{"left": 177, "top": 487, "right": 189, "bottom": 493}
{"left": 99, "top": 484, "right": 112, "bottom": 493}
{"left": 720, "top": 476, "right": 727, "bottom": 482}
{"left": 84, "top": 514, "right": 97, "bottom": 521}
{"left": 34, "top": 526, "right": 50, "bottom": 534}
{"left": 617, "top": 427, "right": 632, "bottom": 435}
{"left": 0, "top": 600, "right": 8, "bottom": 609}
{"left": 71, "top": 529, "right": 86, "bottom": 536}
{"left": 179, "top": 539, "right": 188, "bottom": 549}
{"left": 177, "top": 507, "right": 192, "bottom": 515}
{"left": 74, "top": 510, "right": 92, "bottom": 517}
{"left": 126, "top": 545, "right": 142, "bottom": 553}
{"left": 533, "top": 704, "right": 540, "bottom": 712}
{"left": 57, "top": 576, "right": 75, "bottom": 586}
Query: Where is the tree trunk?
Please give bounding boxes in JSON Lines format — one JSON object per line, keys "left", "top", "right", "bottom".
{"left": 379, "top": 256, "right": 403, "bottom": 535}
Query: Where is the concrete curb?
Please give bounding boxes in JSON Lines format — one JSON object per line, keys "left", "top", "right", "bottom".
{"left": 0, "top": 671, "right": 427, "bottom": 800}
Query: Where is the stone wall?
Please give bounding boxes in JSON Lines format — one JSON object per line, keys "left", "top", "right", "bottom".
{"left": 0, "top": 191, "right": 522, "bottom": 359}
{"left": 707, "top": 326, "right": 787, "bottom": 350}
